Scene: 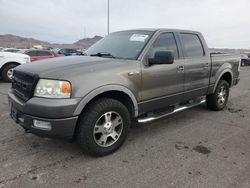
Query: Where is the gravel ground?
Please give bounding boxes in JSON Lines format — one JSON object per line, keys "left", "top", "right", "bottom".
{"left": 0, "top": 67, "right": 250, "bottom": 188}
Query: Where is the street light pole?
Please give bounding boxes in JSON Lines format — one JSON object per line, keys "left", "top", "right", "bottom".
{"left": 107, "top": 0, "right": 109, "bottom": 35}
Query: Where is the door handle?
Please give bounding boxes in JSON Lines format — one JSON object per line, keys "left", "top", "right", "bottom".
{"left": 128, "top": 71, "right": 140, "bottom": 76}
{"left": 177, "top": 65, "right": 184, "bottom": 72}
{"left": 204, "top": 63, "right": 209, "bottom": 69}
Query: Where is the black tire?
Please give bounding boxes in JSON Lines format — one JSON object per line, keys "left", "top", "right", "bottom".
{"left": 2, "top": 64, "right": 17, "bottom": 82}
{"left": 77, "top": 98, "right": 131, "bottom": 156}
{"left": 206, "top": 80, "right": 229, "bottom": 111}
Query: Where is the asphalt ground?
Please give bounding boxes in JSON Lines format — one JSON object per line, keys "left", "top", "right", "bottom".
{"left": 0, "top": 67, "right": 250, "bottom": 188}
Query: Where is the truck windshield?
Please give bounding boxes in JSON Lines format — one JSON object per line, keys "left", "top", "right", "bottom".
{"left": 85, "top": 30, "right": 154, "bottom": 60}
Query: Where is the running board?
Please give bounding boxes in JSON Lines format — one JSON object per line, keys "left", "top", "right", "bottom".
{"left": 137, "top": 99, "right": 206, "bottom": 123}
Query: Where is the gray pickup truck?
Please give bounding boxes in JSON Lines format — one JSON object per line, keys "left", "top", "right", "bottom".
{"left": 8, "top": 29, "right": 240, "bottom": 156}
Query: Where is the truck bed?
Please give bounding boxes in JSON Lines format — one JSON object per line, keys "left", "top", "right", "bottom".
{"left": 209, "top": 53, "right": 241, "bottom": 86}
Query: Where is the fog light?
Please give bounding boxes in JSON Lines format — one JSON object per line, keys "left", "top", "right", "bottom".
{"left": 33, "top": 120, "right": 52, "bottom": 131}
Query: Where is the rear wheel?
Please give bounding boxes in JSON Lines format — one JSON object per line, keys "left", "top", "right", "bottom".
{"left": 241, "top": 60, "right": 245, "bottom": 67}
{"left": 77, "top": 98, "right": 131, "bottom": 156}
{"left": 206, "top": 80, "right": 229, "bottom": 111}
{"left": 2, "top": 64, "right": 17, "bottom": 82}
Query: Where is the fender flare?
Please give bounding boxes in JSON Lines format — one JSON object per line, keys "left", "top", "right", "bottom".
{"left": 73, "top": 85, "right": 139, "bottom": 117}
{"left": 0, "top": 61, "right": 20, "bottom": 69}
{"left": 212, "top": 69, "right": 233, "bottom": 93}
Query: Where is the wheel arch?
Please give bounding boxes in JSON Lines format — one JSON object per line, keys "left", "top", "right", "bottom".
{"left": 212, "top": 69, "right": 233, "bottom": 93}
{"left": 1, "top": 61, "right": 20, "bottom": 70}
{"left": 73, "top": 85, "right": 139, "bottom": 118}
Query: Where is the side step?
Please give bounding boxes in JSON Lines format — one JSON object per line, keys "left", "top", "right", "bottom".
{"left": 137, "top": 99, "right": 206, "bottom": 123}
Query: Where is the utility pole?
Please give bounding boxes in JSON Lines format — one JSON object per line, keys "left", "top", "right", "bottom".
{"left": 84, "top": 26, "right": 86, "bottom": 38}
{"left": 107, "top": 0, "right": 110, "bottom": 35}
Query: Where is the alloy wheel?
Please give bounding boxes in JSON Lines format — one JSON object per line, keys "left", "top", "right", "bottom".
{"left": 217, "top": 86, "right": 227, "bottom": 105}
{"left": 7, "top": 68, "right": 14, "bottom": 80}
{"left": 93, "top": 111, "right": 123, "bottom": 147}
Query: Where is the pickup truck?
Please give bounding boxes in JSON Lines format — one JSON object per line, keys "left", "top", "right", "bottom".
{"left": 241, "top": 54, "right": 250, "bottom": 66}
{"left": 0, "top": 52, "right": 30, "bottom": 82}
{"left": 8, "top": 29, "right": 240, "bottom": 156}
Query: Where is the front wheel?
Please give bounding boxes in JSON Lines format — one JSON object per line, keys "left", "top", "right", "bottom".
{"left": 206, "top": 80, "right": 229, "bottom": 111}
{"left": 2, "top": 64, "right": 17, "bottom": 82}
{"left": 77, "top": 98, "right": 131, "bottom": 156}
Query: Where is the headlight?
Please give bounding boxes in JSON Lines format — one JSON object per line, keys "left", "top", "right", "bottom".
{"left": 34, "top": 79, "right": 71, "bottom": 98}
{"left": 24, "top": 57, "right": 30, "bottom": 63}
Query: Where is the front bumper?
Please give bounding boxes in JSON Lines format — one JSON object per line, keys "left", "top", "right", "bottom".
{"left": 8, "top": 89, "right": 80, "bottom": 138}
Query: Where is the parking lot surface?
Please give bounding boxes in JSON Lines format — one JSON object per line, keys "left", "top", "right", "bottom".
{"left": 0, "top": 67, "right": 250, "bottom": 188}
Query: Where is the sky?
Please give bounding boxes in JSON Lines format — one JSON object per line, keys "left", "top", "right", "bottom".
{"left": 0, "top": 0, "right": 249, "bottom": 48}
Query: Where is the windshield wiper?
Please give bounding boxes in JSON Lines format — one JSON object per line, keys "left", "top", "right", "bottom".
{"left": 90, "top": 52, "right": 115, "bottom": 58}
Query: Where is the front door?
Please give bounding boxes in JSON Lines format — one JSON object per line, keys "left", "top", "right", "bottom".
{"left": 139, "top": 32, "right": 185, "bottom": 114}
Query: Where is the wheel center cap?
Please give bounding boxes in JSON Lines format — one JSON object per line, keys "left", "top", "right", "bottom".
{"left": 104, "top": 122, "right": 113, "bottom": 133}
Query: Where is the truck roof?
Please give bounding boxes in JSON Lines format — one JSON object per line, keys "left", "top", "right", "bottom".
{"left": 117, "top": 28, "right": 201, "bottom": 34}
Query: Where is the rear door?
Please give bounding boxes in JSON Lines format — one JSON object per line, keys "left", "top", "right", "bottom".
{"left": 139, "top": 32, "right": 185, "bottom": 113}
{"left": 179, "top": 33, "right": 211, "bottom": 99}
{"left": 37, "top": 51, "right": 53, "bottom": 60}
{"left": 25, "top": 51, "right": 38, "bottom": 61}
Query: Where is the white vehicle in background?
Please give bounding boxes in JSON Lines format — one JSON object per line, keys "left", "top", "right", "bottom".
{"left": 0, "top": 52, "right": 30, "bottom": 82}
{"left": 3, "top": 48, "right": 21, "bottom": 53}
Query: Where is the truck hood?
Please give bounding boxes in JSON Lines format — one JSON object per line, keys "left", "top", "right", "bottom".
{"left": 14, "top": 56, "right": 136, "bottom": 79}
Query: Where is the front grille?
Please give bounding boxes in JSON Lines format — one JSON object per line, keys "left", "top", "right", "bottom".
{"left": 12, "top": 71, "right": 38, "bottom": 102}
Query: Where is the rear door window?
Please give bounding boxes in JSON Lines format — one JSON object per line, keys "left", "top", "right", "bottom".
{"left": 26, "top": 51, "right": 37, "bottom": 57}
{"left": 37, "top": 51, "right": 52, "bottom": 56}
{"left": 180, "top": 33, "right": 204, "bottom": 58}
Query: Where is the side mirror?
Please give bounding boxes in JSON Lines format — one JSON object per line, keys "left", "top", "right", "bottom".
{"left": 148, "top": 51, "right": 174, "bottom": 65}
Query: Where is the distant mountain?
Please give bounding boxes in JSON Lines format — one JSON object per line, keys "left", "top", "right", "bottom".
{"left": 0, "top": 34, "right": 51, "bottom": 49}
{"left": 74, "top": 35, "right": 103, "bottom": 47}
{"left": 209, "top": 48, "right": 250, "bottom": 54}
{"left": 0, "top": 34, "right": 249, "bottom": 53}
{"left": 0, "top": 34, "right": 103, "bottom": 49}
